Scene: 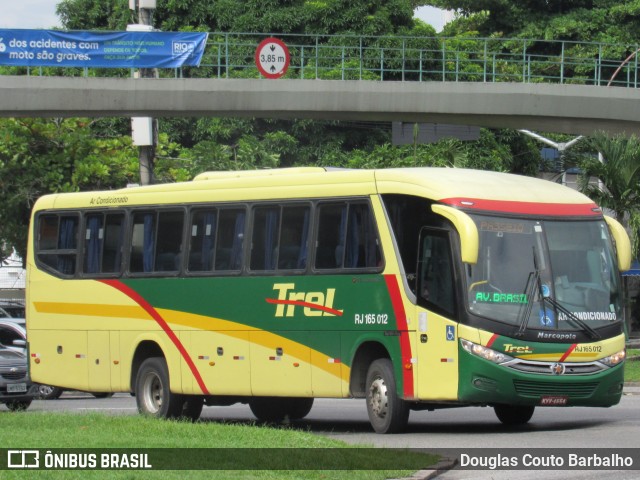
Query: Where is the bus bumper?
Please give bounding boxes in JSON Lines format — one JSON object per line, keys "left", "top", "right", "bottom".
{"left": 457, "top": 348, "right": 625, "bottom": 407}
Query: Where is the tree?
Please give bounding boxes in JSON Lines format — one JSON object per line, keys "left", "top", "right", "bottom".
{"left": 55, "top": 0, "right": 433, "bottom": 176}
{"left": 0, "top": 118, "right": 138, "bottom": 261}
{"left": 424, "top": 0, "right": 640, "bottom": 44}
{"left": 576, "top": 132, "right": 640, "bottom": 254}
{"left": 56, "top": 0, "right": 132, "bottom": 31}
{"left": 58, "top": 0, "right": 418, "bottom": 36}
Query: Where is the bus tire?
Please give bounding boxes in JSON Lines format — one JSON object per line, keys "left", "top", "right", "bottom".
{"left": 36, "top": 385, "right": 64, "bottom": 400}
{"left": 135, "top": 357, "right": 184, "bottom": 419}
{"left": 494, "top": 404, "right": 535, "bottom": 425}
{"left": 249, "top": 397, "right": 313, "bottom": 422}
{"left": 365, "top": 358, "right": 409, "bottom": 434}
{"left": 181, "top": 396, "right": 204, "bottom": 422}
{"left": 91, "top": 392, "right": 114, "bottom": 399}
{"left": 249, "top": 397, "right": 286, "bottom": 422}
{"left": 287, "top": 397, "right": 314, "bottom": 420}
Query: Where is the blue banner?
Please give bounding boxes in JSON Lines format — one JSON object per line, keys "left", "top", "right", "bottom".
{"left": 0, "top": 29, "right": 208, "bottom": 68}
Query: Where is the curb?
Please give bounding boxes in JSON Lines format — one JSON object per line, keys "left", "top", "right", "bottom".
{"left": 392, "top": 458, "right": 458, "bottom": 480}
{"left": 393, "top": 383, "right": 638, "bottom": 479}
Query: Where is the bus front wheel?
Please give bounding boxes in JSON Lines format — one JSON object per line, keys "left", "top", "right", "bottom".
{"left": 135, "top": 357, "right": 185, "bottom": 419}
{"left": 365, "top": 359, "right": 409, "bottom": 434}
{"left": 494, "top": 404, "right": 535, "bottom": 425}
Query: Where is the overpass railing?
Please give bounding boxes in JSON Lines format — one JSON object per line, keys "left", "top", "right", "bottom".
{"left": 8, "top": 32, "right": 640, "bottom": 88}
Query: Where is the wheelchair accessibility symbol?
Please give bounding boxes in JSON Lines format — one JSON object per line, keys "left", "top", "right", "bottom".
{"left": 446, "top": 325, "right": 455, "bottom": 341}
{"left": 539, "top": 307, "right": 555, "bottom": 327}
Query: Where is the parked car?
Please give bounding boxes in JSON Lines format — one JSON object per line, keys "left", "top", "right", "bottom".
{"left": 0, "top": 345, "right": 37, "bottom": 410}
{"left": 0, "top": 319, "right": 27, "bottom": 352}
{"left": 0, "top": 301, "right": 26, "bottom": 318}
{"left": 0, "top": 319, "right": 64, "bottom": 400}
{"left": 0, "top": 319, "right": 110, "bottom": 401}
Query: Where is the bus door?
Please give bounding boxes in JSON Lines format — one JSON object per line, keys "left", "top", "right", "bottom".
{"left": 413, "top": 228, "right": 459, "bottom": 400}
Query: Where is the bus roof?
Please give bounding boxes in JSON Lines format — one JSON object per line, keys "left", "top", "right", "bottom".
{"left": 34, "top": 167, "right": 598, "bottom": 216}
{"left": 374, "top": 168, "right": 599, "bottom": 216}
{"left": 193, "top": 167, "right": 327, "bottom": 181}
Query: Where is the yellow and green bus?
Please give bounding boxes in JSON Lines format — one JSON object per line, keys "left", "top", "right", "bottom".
{"left": 26, "top": 167, "right": 630, "bottom": 433}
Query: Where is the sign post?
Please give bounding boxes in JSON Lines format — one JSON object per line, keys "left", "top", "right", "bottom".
{"left": 255, "top": 37, "right": 290, "bottom": 79}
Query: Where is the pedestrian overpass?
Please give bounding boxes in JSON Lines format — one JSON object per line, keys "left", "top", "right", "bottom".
{"left": 1, "top": 32, "right": 638, "bottom": 135}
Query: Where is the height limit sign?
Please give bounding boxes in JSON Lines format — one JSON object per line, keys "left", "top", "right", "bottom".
{"left": 255, "top": 37, "right": 290, "bottom": 79}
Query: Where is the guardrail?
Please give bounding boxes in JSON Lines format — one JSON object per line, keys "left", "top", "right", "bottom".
{"left": 8, "top": 32, "right": 640, "bottom": 88}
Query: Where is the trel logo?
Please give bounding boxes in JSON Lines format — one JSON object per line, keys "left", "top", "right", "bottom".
{"left": 267, "top": 283, "right": 343, "bottom": 317}
{"left": 503, "top": 344, "right": 533, "bottom": 354}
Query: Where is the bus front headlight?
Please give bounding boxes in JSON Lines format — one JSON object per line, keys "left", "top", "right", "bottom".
{"left": 600, "top": 349, "right": 626, "bottom": 367}
{"left": 460, "top": 339, "right": 514, "bottom": 365}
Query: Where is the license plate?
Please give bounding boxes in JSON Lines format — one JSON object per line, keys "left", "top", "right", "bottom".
{"left": 540, "top": 395, "right": 568, "bottom": 406}
{"left": 7, "top": 383, "right": 27, "bottom": 393}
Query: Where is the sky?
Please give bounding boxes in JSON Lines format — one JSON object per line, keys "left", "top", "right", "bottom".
{"left": 0, "top": 2, "right": 447, "bottom": 31}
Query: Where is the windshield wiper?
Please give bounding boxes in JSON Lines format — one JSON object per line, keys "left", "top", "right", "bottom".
{"left": 514, "top": 270, "right": 538, "bottom": 337}
{"left": 542, "top": 295, "right": 601, "bottom": 340}
{"left": 516, "top": 247, "right": 601, "bottom": 340}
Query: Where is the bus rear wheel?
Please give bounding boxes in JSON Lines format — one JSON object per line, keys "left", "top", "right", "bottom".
{"left": 249, "top": 397, "right": 314, "bottom": 422}
{"left": 37, "top": 385, "right": 64, "bottom": 400}
{"left": 494, "top": 404, "right": 535, "bottom": 425}
{"left": 365, "top": 359, "right": 409, "bottom": 434}
{"left": 181, "top": 396, "right": 204, "bottom": 422}
{"left": 135, "top": 357, "right": 185, "bottom": 419}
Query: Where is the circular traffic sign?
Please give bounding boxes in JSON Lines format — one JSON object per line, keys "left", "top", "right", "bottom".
{"left": 255, "top": 37, "right": 290, "bottom": 79}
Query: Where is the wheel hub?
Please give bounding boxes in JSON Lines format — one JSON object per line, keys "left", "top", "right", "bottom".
{"left": 368, "top": 377, "right": 388, "bottom": 418}
{"left": 142, "top": 372, "right": 163, "bottom": 414}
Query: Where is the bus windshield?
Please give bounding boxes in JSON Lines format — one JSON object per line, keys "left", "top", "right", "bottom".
{"left": 466, "top": 215, "right": 623, "bottom": 331}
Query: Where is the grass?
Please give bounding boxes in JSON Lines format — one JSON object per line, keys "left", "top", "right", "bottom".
{"left": 0, "top": 412, "right": 439, "bottom": 479}
{"left": 3, "top": 349, "right": 637, "bottom": 478}
{"left": 626, "top": 348, "right": 640, "bottom": 383}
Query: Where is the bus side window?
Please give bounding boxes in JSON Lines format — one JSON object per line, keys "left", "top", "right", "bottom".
{"left": 315, "top": 204, "right": 343, "bottom": 269}
{"left": 36, "top": 214, "right": 79, "bottom": 277}
{"left": 130, "top": 212, "right": 154, "bottom": 273}
{"left": 251, "top": 207, "right": 281, "bottom": 271}
{"left": 103, "top": 214, "right": 125, "bottom": 273}
{"left": 347, "top": 203, "right": 381, "bottom": 268}
{"left": 155, "top": 211, "right": 184, "bottom": 272}
{"left": 129, "top": 210, "right": 184, "bottom": 273}
{"left": 215, "top": 209, "right": 245, "bottom": 271}
{"left": 250, "top": 205, "right": 310, "bottom": 272}
{"left": 315, "top": 202, "right": 381, "bottom": 270}
{"left": 188, "top": 210, "right": 217, "bottom": 272}
{"left": 83, "top": 212, "right": 125, "bottom": 275}
{"left": 278, "top": 206, "right": 310, "bottom": 270}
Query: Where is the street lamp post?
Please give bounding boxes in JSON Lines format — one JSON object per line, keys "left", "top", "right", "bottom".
{"left": 129, "top": 0, "right": 157, "bottom": 186}
{"left": 519, "top": 129, "right": 584, "bottom": 186}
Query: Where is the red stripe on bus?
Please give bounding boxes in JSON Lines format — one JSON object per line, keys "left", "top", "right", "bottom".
{"left": 383, "top": 274, "right": 415, "bottom": 399}
{"left": 99, "top": 279, "right": 210, "bottom": 396}
{"left": 265, "top": 298, "right": 343, "bottom": 316}
{"left": 440, "top": 198, "right": 600, "bottom": 216}
{"left": 559, "top": 344, "right": 578, "bottom": 362}
{"left": 486, "top": 333, "right": 499, "bottom": 348}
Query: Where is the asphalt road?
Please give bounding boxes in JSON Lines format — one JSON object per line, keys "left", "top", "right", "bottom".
{"left": 10, "top": 386, "right": 640, "bottom": 479}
